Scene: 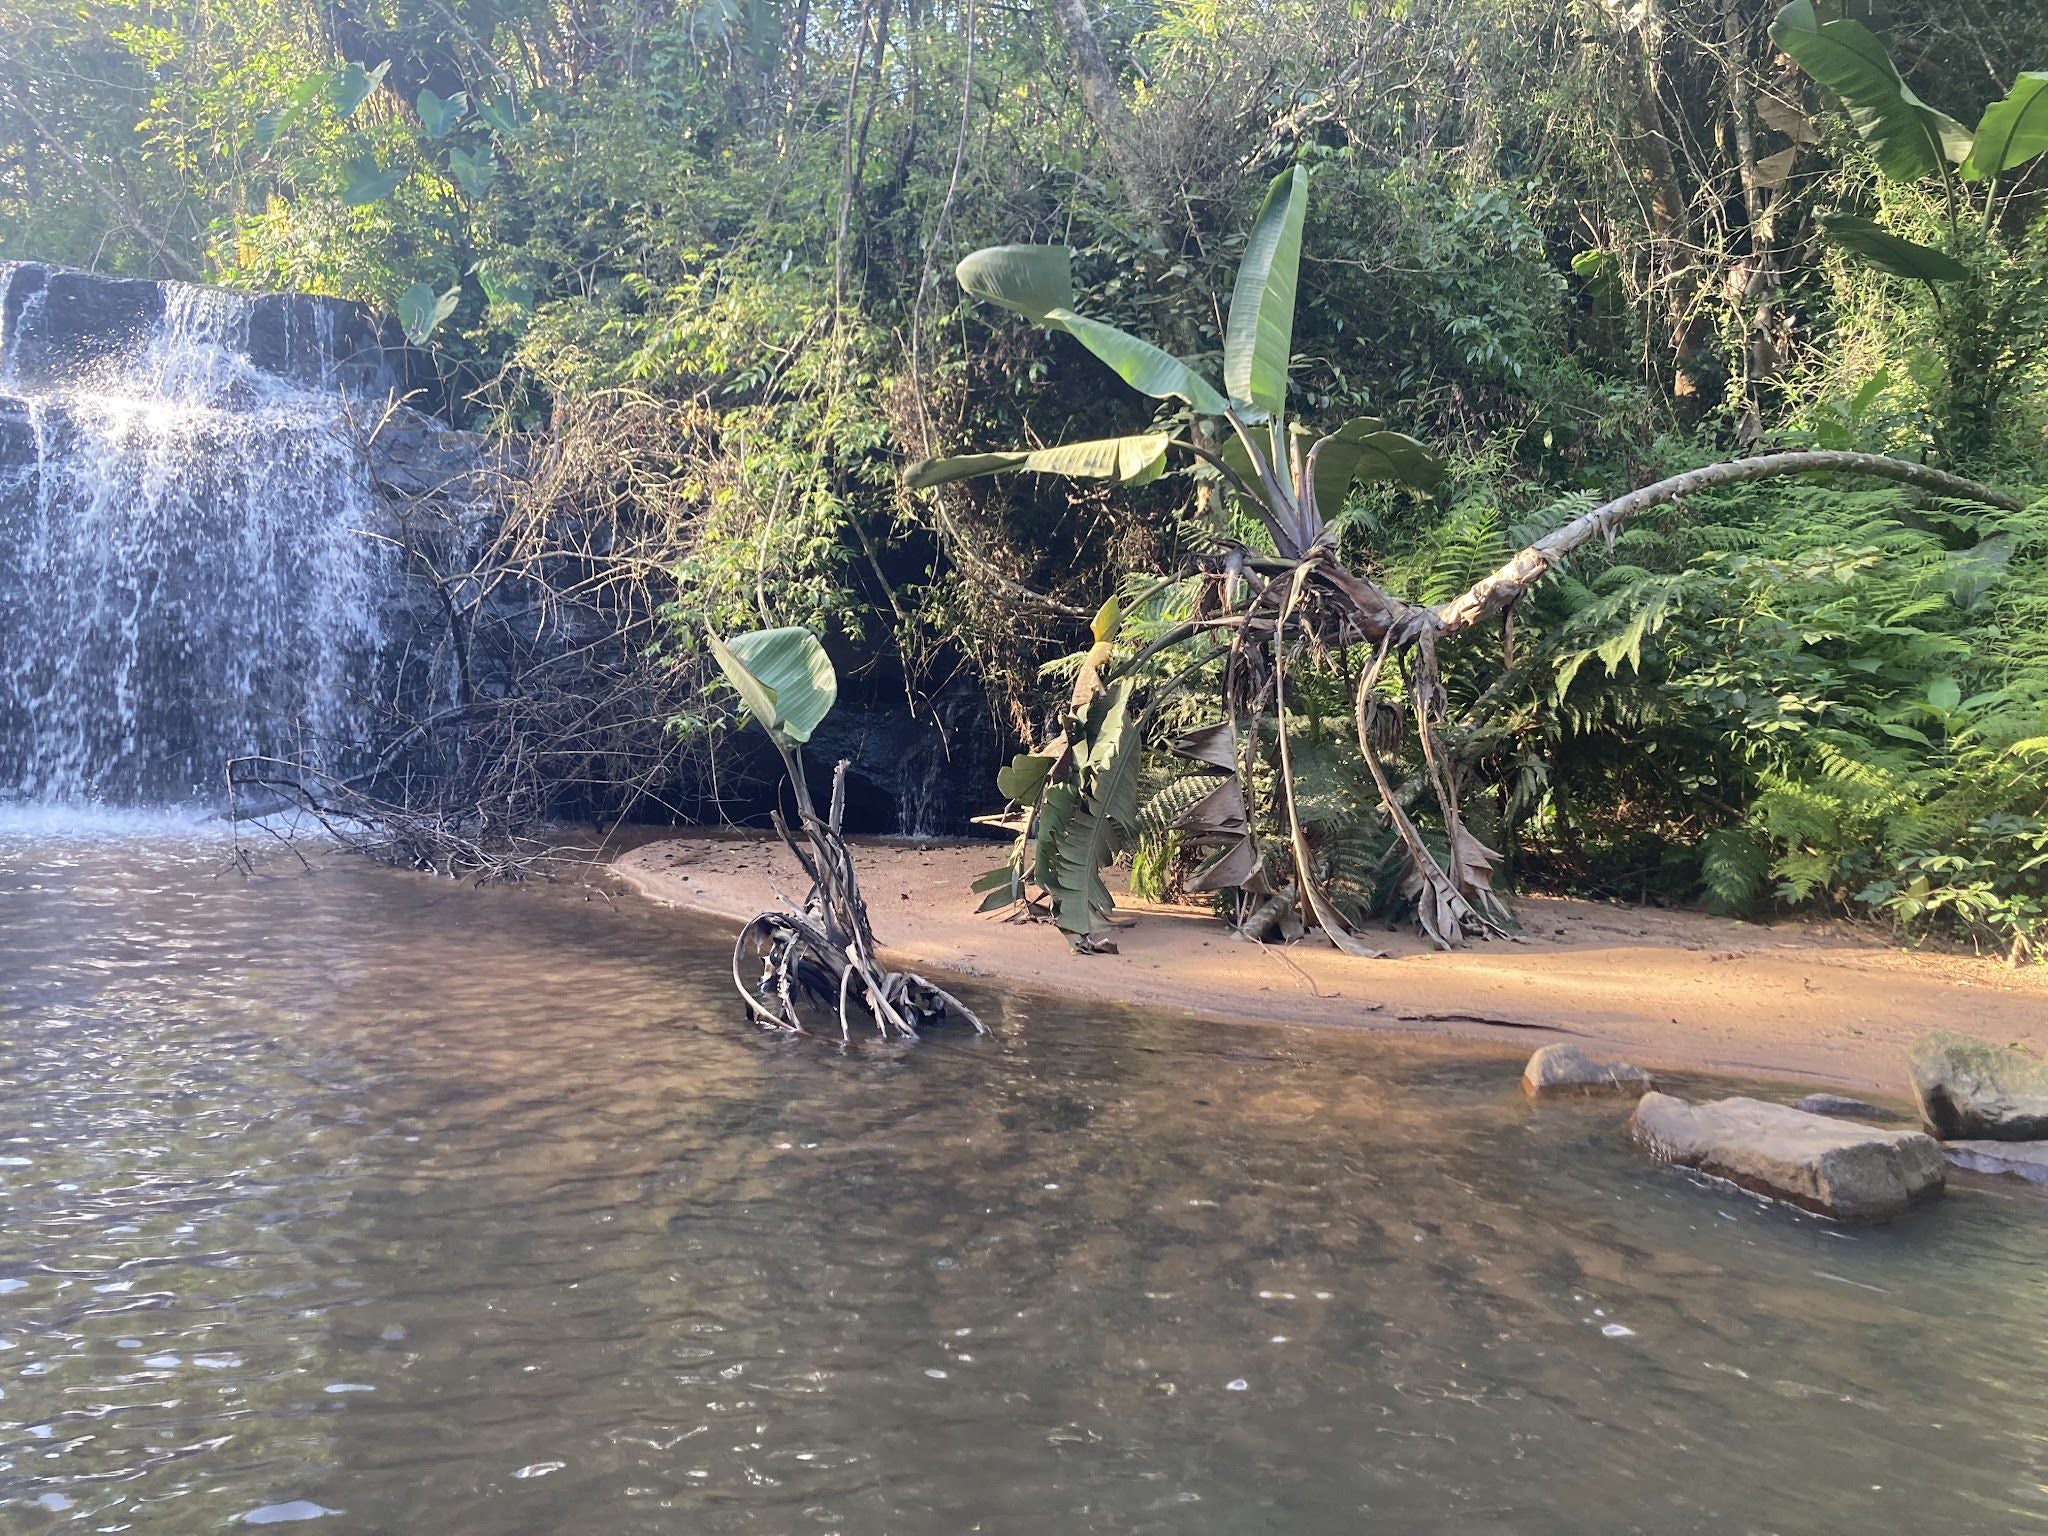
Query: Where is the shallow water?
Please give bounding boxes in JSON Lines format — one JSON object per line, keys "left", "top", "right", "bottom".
{"left": 2, "top": 831, "right": 2045, "bottom": 1533}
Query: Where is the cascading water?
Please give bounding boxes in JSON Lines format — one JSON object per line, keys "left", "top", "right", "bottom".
{"left": 0, "top": 262, "right": 412, "bottom": 807}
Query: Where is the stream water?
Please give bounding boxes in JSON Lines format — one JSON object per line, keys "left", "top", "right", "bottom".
{"left": 3, "top": 825, "right": 2045, "bottom": 1533}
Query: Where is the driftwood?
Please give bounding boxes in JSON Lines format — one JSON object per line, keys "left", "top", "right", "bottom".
{"left": 733, "top": 758, "right": 986, "bottom": 1041}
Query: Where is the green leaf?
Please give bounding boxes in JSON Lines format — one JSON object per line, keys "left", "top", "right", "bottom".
{"left": 956, "top": 245, "right": 1071, "bottom": 321}
{"left": 416, "top": 87, "right": 468, "bottom": 140}
{"left": 1962, "top": 72, "right": 2048, "bottom": 181}
{"left": 1042, "top": 309, "right": 1230, "bottom": 415}
{"left": 706, "top": 627, "right": 838, "bottom": 746}
{"left": 1927, "top": 675, "right": 1962, "bottom": 713}
{"left": 1041, "top": 681, "right": 1143, "bottom": 943}
{"left": 340, "top": 155, "right": 404, "bottom": 205}
{"left": 904, "top": 433, "right": 1172, "bottom": 490}
{"left": 446, "top": 144, "right": 497, "bottom": 199}
{"left": 1815, "top": 212, "right": 1967, "bottom": 283}
{"left": 1770, "top": 2, "right": 1971, "bottom": 182}
{"left": 1309, "top": 416, "right": 1446, "bottom": 514}
{"left": 396, "top": 282, "right": 461, "bottom": 344}
{"left": 996, "top": 752, "right": 1055, "bottom": 806}
{"left": 1224, "top": 165, "right": 1309, "bottom": 413}
{"left": 474, "top": 89, "right": 520, "bottom": 137}
{"left": 329, "top": 59, "right": 390, "bottom": 120}
{"left": 473, "top": 264, "right": 536, "bottom": 312}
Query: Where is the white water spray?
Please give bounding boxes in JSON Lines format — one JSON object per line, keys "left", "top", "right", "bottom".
{"left": 0, "top": 264, "right": 403, "bottom": 806}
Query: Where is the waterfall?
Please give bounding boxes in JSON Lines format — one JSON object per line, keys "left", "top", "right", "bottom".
{"left": 0, "top": 263, "right": 411, "bottom": 807}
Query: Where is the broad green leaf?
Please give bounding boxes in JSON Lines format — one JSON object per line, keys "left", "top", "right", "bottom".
{"left": 473, "top": 264, "right": 536, "bottom": 311}
{"left": 1927, "top": 676, "right": 1961, "bottom": 713}
{"left": 996, "top": 752, "right": 1055, "bottom": 806}
{"left": 1042, "top": 309, "right": 1230, "bottom": 415}
{"left": 1224, "top": 165, "right": 1309, "bottom": 412}
{"left": 904, "top": 433, "right": 1171, "bottom": 489}
{"left": 416, "top": 87, "right": 468, "bottom": 140}
{"left": 396, "top": 282, "right": 461, "bottom": 344}
{"left": 956, "top": 245, "right": 1071, "bottom": 321}
{"left": 707, "top": 627, "right": 838, "bottom": 746}
{"left": 1962, "top": 72, "right": 2048, "bottom": 181}
{"left": 474, "top": 89, "right": 520, "bottom": 136}
{"left": 340, "top": 156, "right": 404, "bottom": 205}
{"left": 1309, "top": 416, "right": 1446, "bottom": 513}
{"left": 329, "top": 59, "right": 390, "bottom": 120}
{"left": 1815, "top": 212, "right": 1967, "bottom": 283}
{"left": 1770, "top": 2, "right": 1970, "bottom": 182}
{"left": 447, "top": 145, "right": 497, "bottom": 199}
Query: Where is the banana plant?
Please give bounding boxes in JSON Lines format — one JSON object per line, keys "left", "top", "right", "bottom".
{"left": 708, "top": 626, "right": 983, "bottom": 1039}
{"left": 1771, "top": 2, "right": 2048, "bottom": 287}
{"left": 912, "top": 165, "right": 2023, "bottom": 956}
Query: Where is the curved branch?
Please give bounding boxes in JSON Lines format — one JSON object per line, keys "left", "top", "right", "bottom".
{"left": 1435, "top": 452, "right": 2024, "bottom": 635}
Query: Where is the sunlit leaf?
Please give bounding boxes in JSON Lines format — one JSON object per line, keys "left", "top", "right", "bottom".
{"left": 1224, "top": 165, "right": 1309, "bottom": 413}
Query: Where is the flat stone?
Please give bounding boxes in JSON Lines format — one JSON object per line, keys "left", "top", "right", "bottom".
{"left": 1910, "top": 1030, "right": 2048, "bottom": 1140}
{"left": 1943, "top": 1140, "right": 2048, "bottom": 1186}
{"left": 1792, "top": 1093, "right": 1906, "bottom": 1124}
{"left": 1630, "top": 1092, "right": 1944, "bottom": 1223}
{"left": 1522, "top": 1043, "right": 1652, "bottom": 1098}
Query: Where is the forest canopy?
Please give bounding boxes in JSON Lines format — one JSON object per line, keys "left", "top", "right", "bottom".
{"left": 3, "top": 0, "right": 2045, "bottom": 953}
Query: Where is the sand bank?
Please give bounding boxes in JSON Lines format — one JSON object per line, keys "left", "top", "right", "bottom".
{"left": 610, "top": 832, "right": 2047, "bottom": 1093}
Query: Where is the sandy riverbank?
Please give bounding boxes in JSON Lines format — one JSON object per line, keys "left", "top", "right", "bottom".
{"left": 608, "top": 831, "right": 2048, "bottom": 1094}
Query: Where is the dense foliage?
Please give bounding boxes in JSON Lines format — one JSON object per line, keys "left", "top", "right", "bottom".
{"left": 3, "top": 0, "right": 2044, "bottom": 952}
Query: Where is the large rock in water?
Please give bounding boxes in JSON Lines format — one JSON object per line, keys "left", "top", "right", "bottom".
{"left": 1943, "top": 1141, "right": 2048, "bottom": 1186}
{"left": 1522, "top": 1044, "right": 1652, "bottom": 1098}
{"left": 1910, "top": 1031, "right": 2048, "bottom": 1140}
{"left": 1630, "top": 1092, "right": 1944, "bottom": 1222}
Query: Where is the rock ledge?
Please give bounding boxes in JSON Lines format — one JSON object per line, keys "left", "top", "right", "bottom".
{"left": 1630, "top": 1092, "right": 1944, "bottom": 1222}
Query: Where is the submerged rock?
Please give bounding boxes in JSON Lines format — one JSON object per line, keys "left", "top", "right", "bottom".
{"left": 1942, "top": 1140, "right": 2048, "bottom": 1186}
{"left": 1792, "top": 1093, "right": 1906, "bottom": 1124}
{"left": 1909, "top": 1031, "right": 2048, "bottom": 1141}
{"left": 1630, "top": 1092, "right": 1944, "bottom": 1223}
{"left": 1522, "top": 1044, "right": 1652, "bottom": 1098}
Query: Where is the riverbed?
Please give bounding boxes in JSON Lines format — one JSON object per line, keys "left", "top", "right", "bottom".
{"left": 4, "top": 824, "right": 2046, "bottom": 1532}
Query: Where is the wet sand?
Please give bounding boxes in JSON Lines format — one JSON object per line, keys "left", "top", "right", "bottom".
{"left": 608, "top": 831, "right": 2048, "bottom": 1094}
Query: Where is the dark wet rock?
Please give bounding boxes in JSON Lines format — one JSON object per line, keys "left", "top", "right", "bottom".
{"left": 1522, "top": 1044, "right": 1652, "bottom": 1098}
{"left": 1630, "top": 1092, "right": 1944, "bottom": 1223}
{"left": 1792, "top": 1093, "right": 1907, "bottom": 1124}
{"left": 1910, "top": 1030, "right": 2048, "bottom": 1141}
{"left": 1942, "top": 1140, "right": 2048, "bottom": 1186}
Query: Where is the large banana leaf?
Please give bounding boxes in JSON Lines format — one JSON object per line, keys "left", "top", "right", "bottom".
{"left": 1962, "top": 72, "right": 2048, "bottom": 181}
{"left": 905, "top": 433, "right": 1171, "bottom": 490}
{"left": 1224, "top": 166, "right": 1309, "bottom": 413}
{"left": 956, "top": 244, "right": 1071, "bottom": 320}
{"left": 1309, "top": 416, "right": 1447, "bottom": 515}
{"left": 707, "top": 626, "right": 837, "bottom": 746}
{"left": 1770, "top": 2, "right": 1971, "bottom": 182}
{"left": 1044, "top": 309, "right": 1231, "bottom": 415}
{"left": 1815, "top": 212, "right": 1967, "bottom": 283}
{"left": 1040, "top": 680, "right": 1143, "bottom": 946}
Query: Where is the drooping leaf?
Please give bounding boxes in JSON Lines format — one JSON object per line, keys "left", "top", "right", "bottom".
{"left": 1770, "top": 2, "right": 1971, "bottom": 182}
{"left": 1042, "top": 309, "right": 1230, "bottom": 415}
{"left": 707, "top": 626, "right": 838, "bottom": 746}
{"left": 340, "top": 155, "right": 404, "bottom": 205}
{"left": 416, "top": 87, "right": 468, "bottom": 139}
{"left": 396, "top": 282, "right": 461, "bottom": 344}
{"left": 329, "top": 59, "right": 391, "bottom": 120}
{"left": 1815, "top": 212, "right": 1967, "bottom": 283}
{"left": 446, "top": 144, "right": 497, "bottom": 199}
{"left": 1040, "top": 680, "right": 1143, "bottom": 946}
{"left": 1187, "top": 838, "right": 1262, "bottom": 893}
{"left": 904, "top": 433, "right": 1171, "bottom": 490}
{"left": 1224, "top": 165, "right": 1309, "bottom": 413}
{"left": 956, "top": 244, "right": 1071, "bottom": 321}
{"left": 1173, "top": 777, "right": 1248, "bottom": 837}
{"left": 1962, "top": 72, "right": 2048, "bottom": 181}
{"left": 1167, "top": 721, "right": 1238, "bottom": 772}
{"left": 1309, "top": 416, "right": 1446, "bottom": 515}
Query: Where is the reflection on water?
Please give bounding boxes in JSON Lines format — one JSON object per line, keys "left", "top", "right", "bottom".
{"left": 1, "top": 833, "right": 2045, "bottom": 1534}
